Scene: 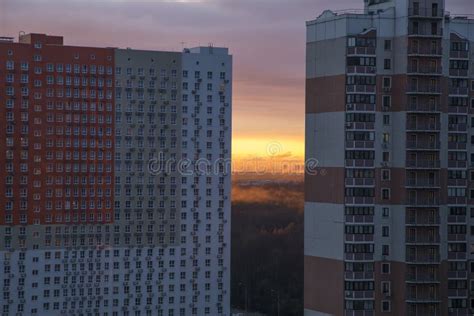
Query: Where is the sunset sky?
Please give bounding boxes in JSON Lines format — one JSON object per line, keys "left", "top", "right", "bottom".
{"left": 1, "top": 0, "right": 471, "bottom": 163}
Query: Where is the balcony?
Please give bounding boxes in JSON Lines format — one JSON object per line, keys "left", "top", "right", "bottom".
{"left": 406, "top": 160, "right": 440, "bottom": 169}
{"left": 345, "top": 234, "right": 374, "bottom": 243}
{"left": 347, "top": 65, "right": 376, "bottom": 75}
{"left": 448, "top": 142, "right": 466, "bottom": 150}
{"left": 344, "top": 271, "right": 374, "bottom": 280}
{"left": 448, "top": 161, "right": 467, "bottom": 169}
{"left": 345, "top": 178, "right": 375, "bottom": 186}
{"left": 408, "top": 7, "right": 444, "bottom": 19}
{"left": 406, "top": 295, "right": 441, "bottom": 303}
{"left": 447, "top": 289, "right": 468, "bottom": 298}
{"left": 406, "top": 103, "right": 440, "bottom": 113}
{"left": 406, "top": 274, "right": 439, "bottom": 284}
{"left": 345, "top": 141, "right": 374, "bottom": 149}
{"left": 408, "top": 46, "right": 442, "bottom": 57}
{"left": 345, "top": 122, "right": 375, "bottom": 130}
{"left": 345, "top": 311, "right": 374, "bottom": 316}
{"left": 406, "top": 197, "right": 439, "bottom": 207}
{"left": 447, "top": 234, "right": 466, "bottom": 242}
{"left": 347, "top": 46, "right": 376, "bottom": 56}
{"left": 448, "top": 106, "right": 468, "bottom": 114}
{"left": 406, "top": 141, "right": 440, "bottom": 151}
{"left": 407, "top": 65, "right": 442, "bottom": 76}
{"left": 447, "top": 197, "right": 467, "bottom": 205}
{"left": 406, "top": 216, "right": 440, "bottom": 226}
{"left": 346, "top": 84, "right": 376, "bottom": 94}
{"left": 406, "top": 122, "right": 440, "bottom": 132}
{"left": 406, "top": 178, "right": 440, "bottom": 188}
{"left": 407, "top": 85, "right": 441, "bottom": 95}
{"left": 406, "top": 254, "right": 440, "bottom": 264}
{"left": 447, "top": 270, "right": 467, "bottom": 279}
{"left": 345, "top": 159, "right": 374, "bottom": 168}
{"left": 448, "top": 123, "right": 467, "bottom": 132}
{"left": 449, "top": 69, "right": 468, "bottom": 78}
{"left": 450, "top": 50, "right": 469, "bottom": 59}
{"left": 448, "top": 252, "right": 467, "bottom": 260}
{"left": 449, "top": 87, "right": 469, "bottom": 96}
{"left": 346, "top": 103, "right": 375, "bottom": 112}
{"left": 447, "top": 215, "right": 466, "bottom": 224}
{"left": 406, "top": 235, "right": 440, "bottom": 245}
{"left": 408, "top": 26, "right": 443, "bottom": 38}
{"left": 344, "top": 290, "right": 374, "bottom": 300}
{"left": 345, "top": 196, "right": 374, "bottom": 205}
{"left": 344, "top": 253, "right": 374, "bottom": 261}
{"left": 345, "top": 215, "right": 374, "bottom": 224}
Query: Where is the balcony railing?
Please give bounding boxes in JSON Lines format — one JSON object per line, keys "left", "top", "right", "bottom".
{"left": 406, "top": 178, "right": 440, "bottom": 188}
{"left": 406, "top": 160, "right": 440, "bottom": 169}
{"left": 406, "top": 274, "right": 439, "bottom": 283}
{"left": 406, "top": 216, "right": 440, "bottom": 226}
{"left": 449, "top": 69, "right": 468, "bottom": 77}
{"left": 408, "top": 7, "right": 444, "bottom": 19}
{"left": 448, "top": 123, "right": 467, "bottom": 132}
{"left": 448, "top": 142, "right": 466, "bottom": 150}
{"left": 406, "top": 235, "right": 440, "bottom": 244}
{"left": 406, "top": 141, "right": 440, "bottom": 151}
{"left": 449, "top": 87, "right": 469, "bottom": 95}
{"left": 344, "top": 271, "right": 374, "bottom": 280}
{"left": 347, "top": 65, "right": 376, "bottom": 74}
{"left": 407, "top": 103, "right": 440, "bottom": 113}
{"left": 345, "top": 215, "right": 374, "bottom": 223}
{"left": 345, "top": 122, "right": 375, "bottom": 130}
{"left": 406, "top": 197, "right": 439, "bottom": 206}
{"left": 347, "top": 46, "right": 376, "bottom": 56}
{"left": 407, "top": 65, "right": 442, "bottom": 75}
{"left": 345, "top": 178, "right": 375, "bottom": 187}
{"left": 448, "top": 105, "right": 468, "bottom": 114}
{"left": 408, "top": 26, "right": 443, "bottom": 38}
{"left": 408, "top": 46, "right": 442, "bottom": 56}
{"left": 447, "top": 197, "right": 467, "bottom": 205}
{"left": 407, "top": 85, "right": 441, "bottom": 94}
{"left": 450, "top": 50, "right": 469, "bottom": 59}
{"left": 406, "top": 122, "right": 440, "bottom": 131}
{"left": 345, "top": 159, "right": 374, "bottom": 168}
{"left": 406, "top": 254, "right": 440, "bottom": 264}
{"left": 346, "top": 84, "right": 376, "bottom": 94}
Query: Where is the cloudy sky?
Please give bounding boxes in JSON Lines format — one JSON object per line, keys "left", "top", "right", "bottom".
{"left": 1, "top": 0, "right": 471, "bottom": 160}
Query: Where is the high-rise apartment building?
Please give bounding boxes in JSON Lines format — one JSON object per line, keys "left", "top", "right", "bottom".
{"left": 305, "top": 0, "right": 474, "bottom": 315}
{"left": 0, "top": 33, "right": 232, "bottom": 316}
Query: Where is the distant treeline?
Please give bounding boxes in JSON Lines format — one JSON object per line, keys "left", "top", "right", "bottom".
{"left": 231, "top": 180, "right": 304, "bottom": 316}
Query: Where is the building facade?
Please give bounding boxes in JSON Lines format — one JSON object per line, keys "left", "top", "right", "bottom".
{"left": 305, "top": 0, "right": 474, "bottom": 315}
{"left": 0, "top": 33, "right": 232, "bottom": 316}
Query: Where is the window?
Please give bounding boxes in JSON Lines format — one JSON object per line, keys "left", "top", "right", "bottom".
{"left": 383, "top": 77, "right": 391, "bottom": 89}
{"left": 383, "top": 96, "right": 391, "bottom": 109}
{"left": 382, "top": 226, "right": 389, "bottom": 237}
{"left": 384, "top": 59, "right": 391, "bottom": 70}
{"left": 381, "top": 300, "right": 391, "bottom": 312}
{"left": 381, "top": 263, "right": 390, "bottom": 274}
{"left": 384, "top": 40, "right": 392, "bottom": 51}
{"left": 381, "top": 169, "right": 390, "bottom": 181}
{"left": 381, "top": 188, "right": 391, "bottom": 200}
{"left": 382, "top": 245, "right": 390, "bottom": 256}
{"left": 382, "top": 207, "right": 390, "bottom": 217}
{"left": 383, "top": 115, "right": 390, "bottom": 125}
